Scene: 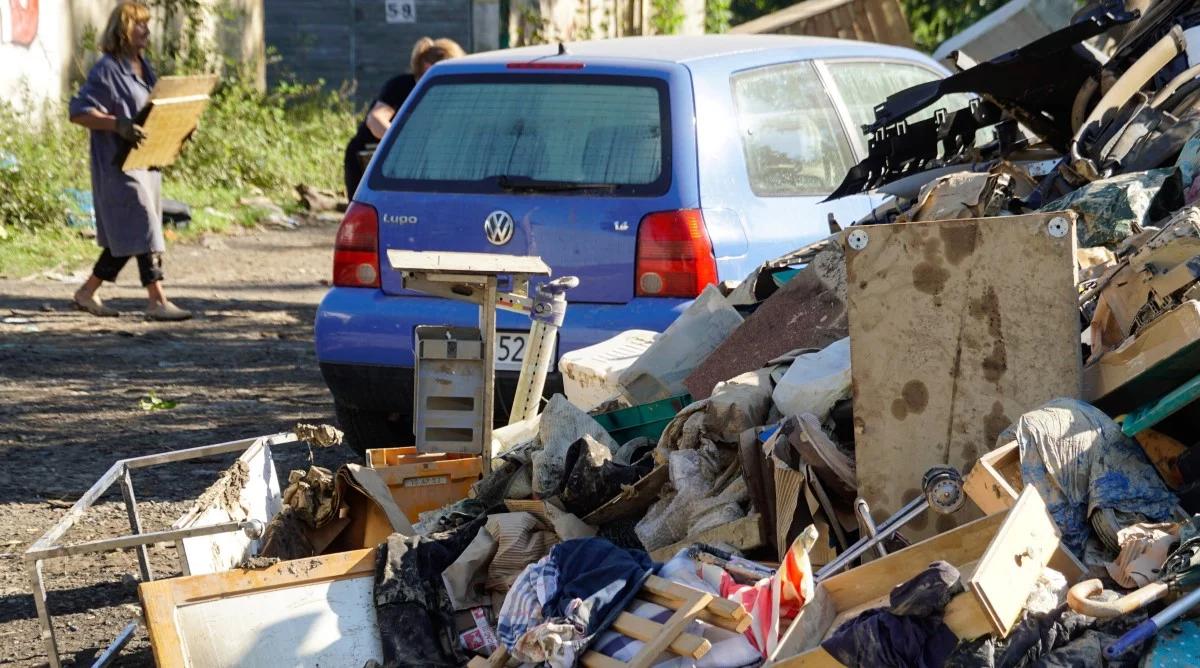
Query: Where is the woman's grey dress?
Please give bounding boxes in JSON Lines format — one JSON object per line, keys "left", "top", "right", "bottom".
{"left": 68, "top": 54, "right": 164, "bottom": 257}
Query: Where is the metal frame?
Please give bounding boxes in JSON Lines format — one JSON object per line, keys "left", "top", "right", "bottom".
{"left": 387, "top": 250, "right": 555, "bottom": 475}
{"left": 24, "top": 432, "right": 302, "bottom": 668}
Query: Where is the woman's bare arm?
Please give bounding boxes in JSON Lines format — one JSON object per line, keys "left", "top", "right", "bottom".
{"left": 365, "top": 102, "right": 396, "bottom": 140}
{"left": 70, "top": 108, "right": 118, "bottom": 132}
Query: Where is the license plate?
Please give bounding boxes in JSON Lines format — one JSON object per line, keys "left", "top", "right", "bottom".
{"left": 495, "top": 331, "right": 530, "bottom": 371}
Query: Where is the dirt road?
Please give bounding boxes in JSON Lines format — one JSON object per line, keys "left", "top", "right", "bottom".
{"left": 0, "top": 218, "right": 350, "bottom": 666}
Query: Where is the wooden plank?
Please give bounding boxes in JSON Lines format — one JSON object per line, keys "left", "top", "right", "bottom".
{"left": 820, "top": 511, "right": 1007, "bottom": 611}
{"left": 963, "top": 440, "right": 1021, "bottom": 515}
{"left": 846, "top": 214, "right": 1081, "bottom": 540}
{"left": 140, "top": 549, "right": 380, "bottom": 667}
{"left": 613, "top": 612, "right": 710, "bottom": 658}
{"left": 123, "top": 75, "right": 218, "bottom": 171}
{"left": 626, "top": 591, "right": 713, "bottom": 668}
{"left": 638, "top": 592, "right": 752, "bottom": 633}
{"left": 648, "top": 513, "right": 764, "bottom": 562}
{"left": 643, "top": 574, "right": 746, "bottom": 620}
{"left": 967, "top": 487, "right": 1062, "bottom": 637}
{"left": 769, "top": 586, "right": 836, "bottom": 662}
{"left": 583, "top": 464, "right": 668, "bottom": 525}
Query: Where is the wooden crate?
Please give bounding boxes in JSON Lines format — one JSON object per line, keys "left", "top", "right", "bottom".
{"left": 765, "top": 487, "right": 1082, "bottom": 667}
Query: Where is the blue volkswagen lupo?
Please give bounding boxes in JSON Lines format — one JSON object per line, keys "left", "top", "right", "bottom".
{"left": 316, "top": 34, "right": 953, "bottom": 451}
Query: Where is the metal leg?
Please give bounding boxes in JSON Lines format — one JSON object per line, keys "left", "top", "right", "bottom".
{"left": 92, "top": 621, "right": 138, "bottom": 667}
{"left": 509, "top": 320, "right": 558, "bottom": 425}
{"left": 480, "top": 277, "right": 497, "bottom": 475}
{"left": 119, "top": 466, "right": 154, "bottom": 582}
{"left": 29, "top": 559, "right": 61, "bottom": 668}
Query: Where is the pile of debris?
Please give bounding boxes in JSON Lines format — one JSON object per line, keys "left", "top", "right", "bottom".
{"left": 116, "top": 3, "right": 1200, "bottom": 666}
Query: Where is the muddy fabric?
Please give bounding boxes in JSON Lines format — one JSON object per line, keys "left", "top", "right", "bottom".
{"left": 889, "top": 561, "right": 964, "bottom": 617}
{"left": 1002, "top": 398, "right": 1179, "bottom": 557}
{"left": 441, "top": 528, "right": 497, "bottom": 611}
{"left": 946, "top": 603, "right": 1150, "bottom": 668}
{"left": 558, "top": 434, "right": 648, "bottom": 517}
{"left": 1040, "top": 168, "right": 1184, "bottom": 248}
{"left": 484, "top": 512, "right": 559, "bottom": 592}
{"left": 373, "top": 517, "right": 486, "bottom": 667}
{"left": 821, "top": 562, "right": 961, "bottom": 668}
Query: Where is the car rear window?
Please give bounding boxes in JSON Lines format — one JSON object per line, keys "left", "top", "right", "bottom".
{"left": 730, "top": 61, "right": 857, "bottom": 197}
{"left": 371, "top": 74, "right": 671, "bottom": 196}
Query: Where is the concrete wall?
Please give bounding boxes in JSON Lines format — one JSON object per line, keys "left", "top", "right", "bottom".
{"left": 0, "top": 0, "right": 265, "bottom": 117}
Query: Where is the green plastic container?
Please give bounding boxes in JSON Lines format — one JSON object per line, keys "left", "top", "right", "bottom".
{"left": 593, "top": 393, "right": 693, "bottom": 444}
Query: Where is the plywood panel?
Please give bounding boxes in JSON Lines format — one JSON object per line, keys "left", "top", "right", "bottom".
{"left": 845, "top": 214, "right": 1080, "bottom": 539}
{"left": 174, "top": 442, "right": 282, "bottom": 575}
{"left": 123, "top": 75, "right": 218, "bottom": 171}
{"left": 140, "top": 548, "right": 381, "bottom": 667}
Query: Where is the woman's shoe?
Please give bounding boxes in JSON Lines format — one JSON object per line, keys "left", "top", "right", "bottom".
{"left": 145, "top": 301, "right": 193, "bottom": 321}
{"left": 72, "top": 290, "right": 119, "bottom": 317}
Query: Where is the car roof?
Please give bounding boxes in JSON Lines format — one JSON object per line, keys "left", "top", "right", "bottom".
{"left": 453, "top": 34, "right": 935, "bottom": 67}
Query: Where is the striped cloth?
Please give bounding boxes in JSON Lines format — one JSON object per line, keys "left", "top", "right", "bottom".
{"left": 496, "top": 555, "right": 558, "bottom": 648}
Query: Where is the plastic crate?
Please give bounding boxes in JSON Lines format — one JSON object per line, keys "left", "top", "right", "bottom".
{"left": 365, "top": 447, "right": 482, "bottom": 522}
{"left": 592, "top": 393, "right": 693, "bottom": 444}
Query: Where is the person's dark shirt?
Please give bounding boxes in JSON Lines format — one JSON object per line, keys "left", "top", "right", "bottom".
{"left": 348, "top": 74, "right": 417, "bottom": 153}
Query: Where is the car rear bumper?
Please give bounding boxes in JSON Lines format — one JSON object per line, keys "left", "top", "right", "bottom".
{"left": 314, "top": 287, "right": 689, "bottom": 404}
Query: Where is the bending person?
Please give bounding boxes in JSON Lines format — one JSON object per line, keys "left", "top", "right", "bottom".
{"left": 343, "top": 37, "right": 465, "bottom": 197}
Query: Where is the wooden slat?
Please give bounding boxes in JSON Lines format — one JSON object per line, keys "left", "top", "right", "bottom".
{"left": 626, "top": 591, "right": 713, "bottom": 668}
{"left": 648, "top": 513, "right": 765, "bottom": 562}
{"left": 613, "top": 612, "right": 710, "bottom": 658}
{"left": 643, "top": 575, "right": 746, "bottom": 620}
{"left": 638, "top": 592, "right": 752, "bottom": 633}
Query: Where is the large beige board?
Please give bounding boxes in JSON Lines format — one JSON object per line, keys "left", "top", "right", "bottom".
{"left": 123, "top": 74, "right": 218, "bottom": 171}
{"left": 845, "top": 213, "right": 1080, "bottom": 538}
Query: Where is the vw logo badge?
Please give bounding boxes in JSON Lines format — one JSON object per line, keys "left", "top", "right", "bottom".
{"left": 484, "top": 210, "right": 515, "bottom": 246}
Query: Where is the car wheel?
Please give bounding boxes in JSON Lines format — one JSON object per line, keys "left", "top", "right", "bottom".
{"left": 334, "top": 403, "right": 413, "bottom": 457}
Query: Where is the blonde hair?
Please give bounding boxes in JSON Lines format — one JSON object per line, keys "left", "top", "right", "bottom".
{"left": 410, "top": 37, "right": 465, "bottom": 76}
{"left": 100, "top": 1, "right": 151, "bottom": 57}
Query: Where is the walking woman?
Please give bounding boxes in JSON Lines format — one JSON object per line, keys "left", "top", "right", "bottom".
{"left": 68, "top": 1, "right": 191, "bottom": 321}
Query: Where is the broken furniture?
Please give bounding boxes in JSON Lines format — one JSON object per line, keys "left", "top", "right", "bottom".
{"left": 387, "top": 250, "right": 578, "bottom": 472}
{"left": 24, "top": 432, "right": 305, "bottom": 668}
{"left": 766, "top": 487, "right": 1082, "bottom": 667}
{"left": 140, "top": 548, "right": 382, "bottom": 666}
{"left": 963, "top": 441, "right": 1022, "bottom": 515}
{"left": 844, "top": 212, "right": 1082, "bottom": 539}
{"left": 1085, "top": 300, "right": 1200, "bottom": 414}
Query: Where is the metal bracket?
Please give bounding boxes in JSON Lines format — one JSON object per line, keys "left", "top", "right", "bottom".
{"left": 847, "top": 229, "right": 870, "bottom": 251}
{"left": 1048, "top": 216, "right": 1071, "bottom": 238}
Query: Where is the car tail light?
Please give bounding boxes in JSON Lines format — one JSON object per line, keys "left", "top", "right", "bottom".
{"left": 333, "top": 202, "right": 380, "bottom": 288}
{"left": 635, "top": 209, "right": 718, "bottom": 298}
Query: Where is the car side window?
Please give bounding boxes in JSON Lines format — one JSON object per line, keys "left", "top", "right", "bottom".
{"left": 825, "top": 60, "right": 973, "bottom": 132}
{"left": 730, "top": 61, "right": 858, "bottom": 197}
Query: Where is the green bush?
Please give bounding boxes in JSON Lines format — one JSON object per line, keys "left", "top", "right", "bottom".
{"left": 168, "top": 77, "right": 355, "bottom": 196}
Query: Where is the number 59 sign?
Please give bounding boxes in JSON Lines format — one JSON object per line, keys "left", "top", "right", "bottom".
{"left": 385, "top": 0, "right": 416, "bottom": 23}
